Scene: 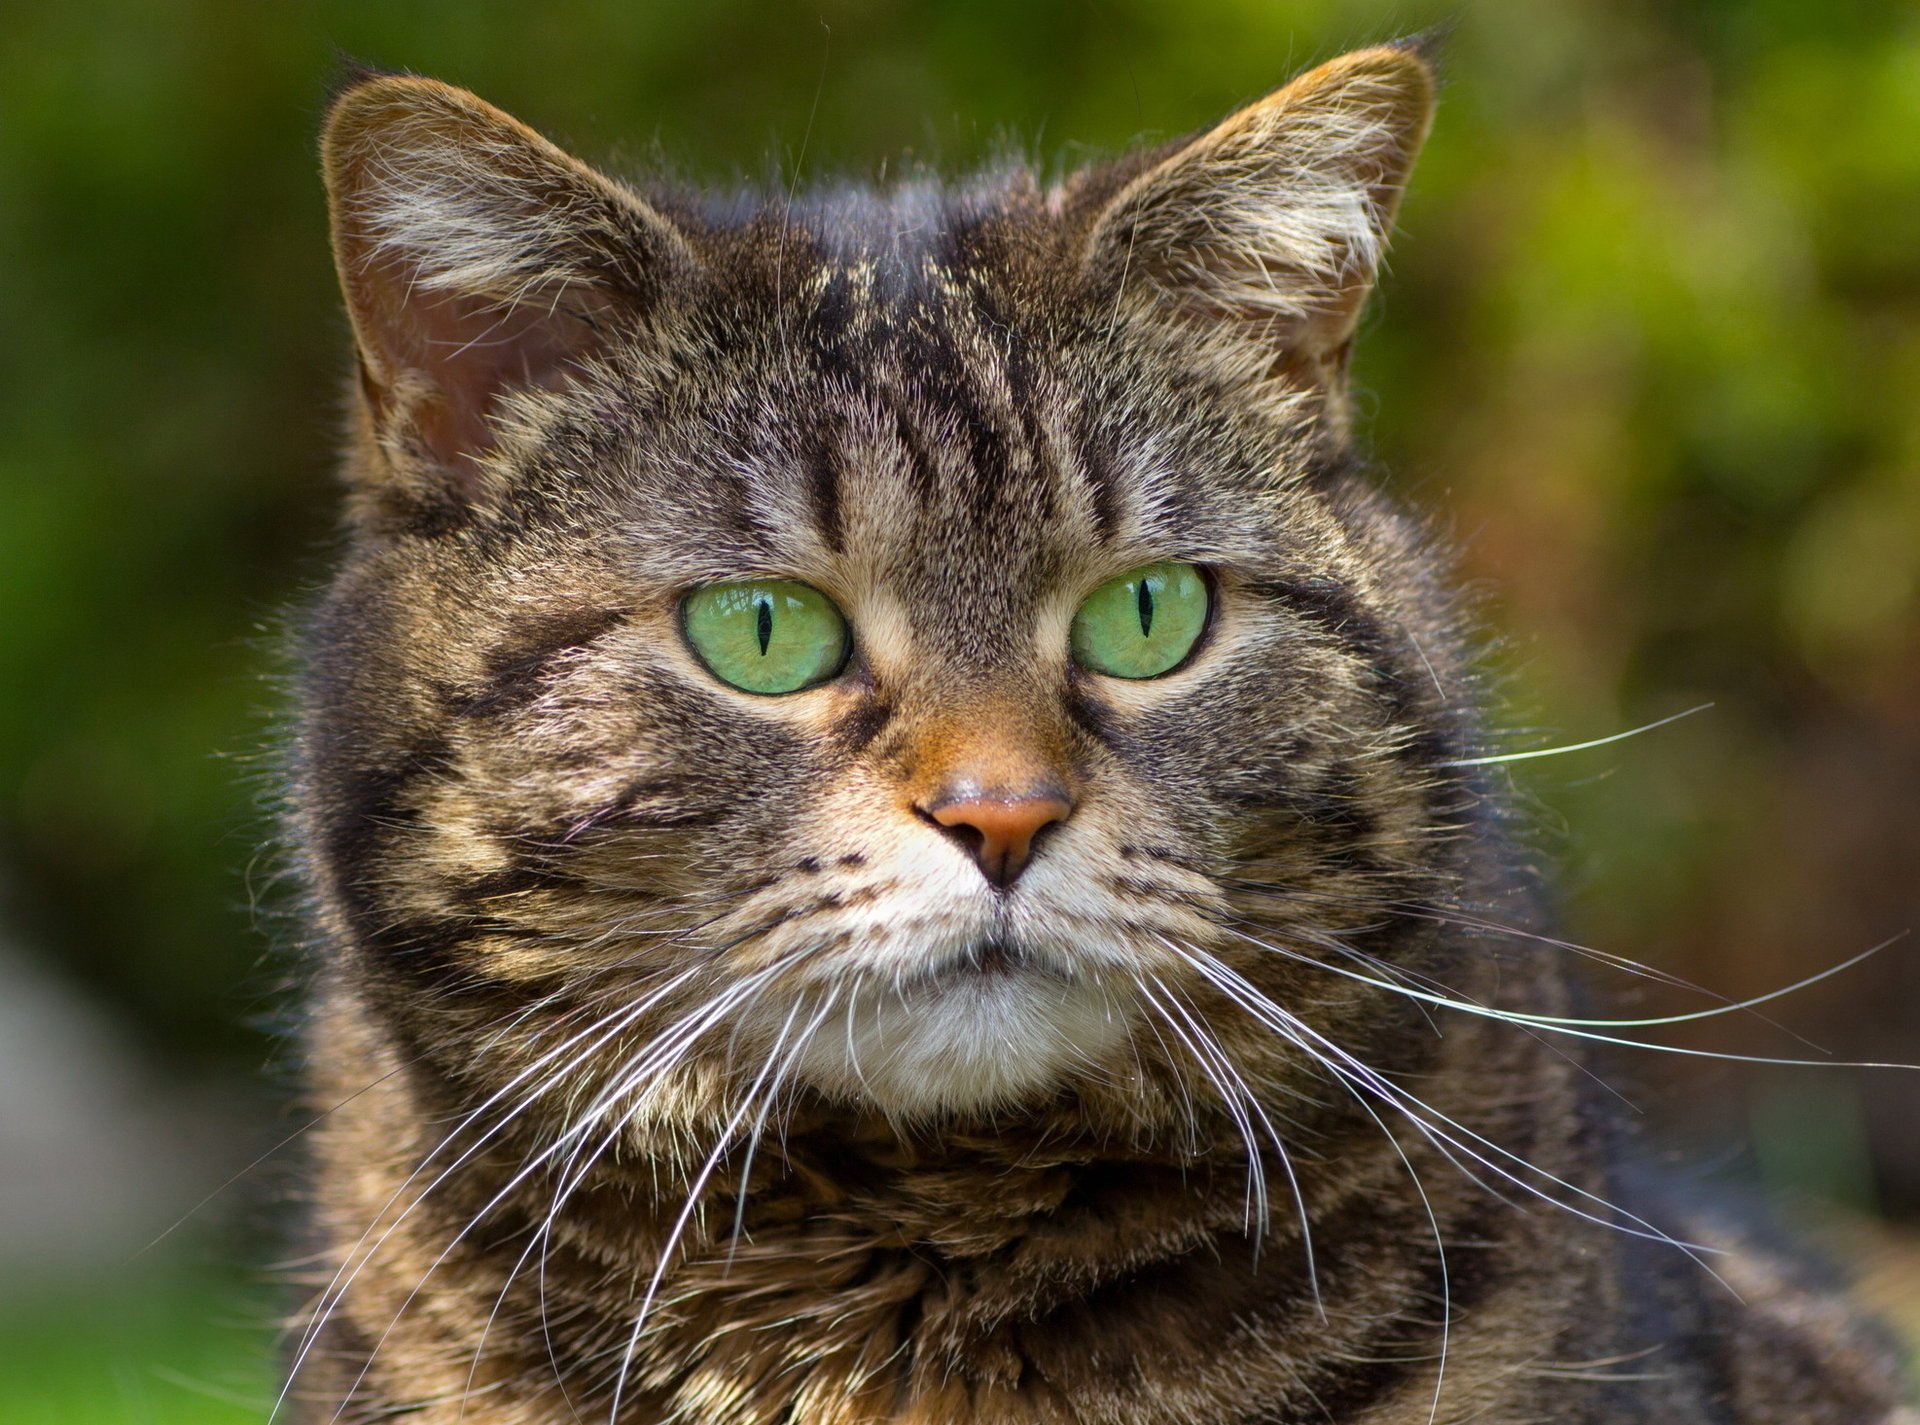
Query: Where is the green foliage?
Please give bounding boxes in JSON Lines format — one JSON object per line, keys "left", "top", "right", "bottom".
{"left": 0, "top": 1265, "right": 273, "bottom": 1423}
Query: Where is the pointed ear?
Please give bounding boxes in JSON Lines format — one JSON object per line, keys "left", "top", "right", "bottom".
{"left": 1079, "top": 42, "right": 1435, "bottom": 430}
{"left": 322, "top": 73, "right": 695, "bottom": 511}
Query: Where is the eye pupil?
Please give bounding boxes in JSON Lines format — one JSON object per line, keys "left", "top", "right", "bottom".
{"left": 1137, "top": 578, "right": 1154, "bottom": 637}
{"left": 755, "top": 596, "right": 774, "bottom": 655}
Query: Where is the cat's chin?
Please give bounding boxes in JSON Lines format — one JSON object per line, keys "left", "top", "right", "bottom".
{"left": 789, "top": 954, "right": 1130, "bottom": 1119}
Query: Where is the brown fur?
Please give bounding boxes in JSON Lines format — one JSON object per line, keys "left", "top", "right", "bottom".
{"left": 286, "top": 42, "right": 1915, "bottom": 1423}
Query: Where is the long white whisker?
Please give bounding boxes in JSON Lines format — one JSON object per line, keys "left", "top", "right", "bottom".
{"left": 727, "top": 986, "right": 841, "bottom": 1265}
{"left": 527, "top": 956, "right": 808, "bottom": 1267}
{"left": 1158, "top": 945, "right": 1453, "bottom": 1415}
{"left": 840, "top": 970, "right": 878, "bottom": 1101}
{"left": 281, "top": 965, "right": 703, "bottom": 1421}
{"left": 1219, "top": 922, "right": 1915, "bottom": 1056}
{"left": 1176, "top": 943, "right": 1729, "bottom": 1282}
{"left": 1440, "top": 703, "right": 1713, "bottom": 767}
{"left": 1247, "top": 918, "right": 1646, "bottom": 1115}
{"left": 1147, "top": 935, "right": 1320, "bottom": 1308}
{"left": 1327, "top": 1034, "right": 1452, "bottom": 1423}
{"left": 1134, "top": 974, "right": 1268, "bottom": 1234}
{"left": 1203, "top": 857, "right": 1823, "bottom": 1048}
{"left": 1129, "top": 979, "right": 1201, "bottom": 1153}
{"left": 522, "top": 958, "right": 811, "bottom": 1415}
{"left": 606, "top": 987, "right": 810, "bottom": 1422}
{"left": 333, "top": 961, "right": 791, "bottom": 1422}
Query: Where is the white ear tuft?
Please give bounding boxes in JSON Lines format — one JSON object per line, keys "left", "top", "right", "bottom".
{"left": 322, "top": 75, "right": 694, "bottom": 506}
{"left": 1081, "top": 44, "right": 1436, "bottom": 425}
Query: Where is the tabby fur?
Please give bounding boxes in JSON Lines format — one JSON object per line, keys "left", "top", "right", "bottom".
{"left": 288, "top": 40, "right": 1915, "bottom": 1423}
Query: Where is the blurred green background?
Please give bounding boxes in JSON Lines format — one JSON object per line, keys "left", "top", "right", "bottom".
{"left": 1, "top": 0, "right": 1916, "bottom": 1416}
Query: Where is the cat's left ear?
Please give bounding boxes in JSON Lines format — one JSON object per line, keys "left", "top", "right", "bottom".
{"left": 1077, "top": 41, "right": 1436, "bottom": 432}
{"left": 322, "top": 71, "right": 697, "bottom": 518}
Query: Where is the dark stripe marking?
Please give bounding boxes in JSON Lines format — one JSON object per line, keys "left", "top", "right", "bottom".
{"left": 807, "top": 436, "right": 846, "bottom": 553}
{"left": 454, "top": 607, "right": 628, "bottom": 719}
{"left": 833, "top": 696, "right": 893, "bottom": 757}
{"left": 1074, "top": 418, "right": 1123, "bottom": 542}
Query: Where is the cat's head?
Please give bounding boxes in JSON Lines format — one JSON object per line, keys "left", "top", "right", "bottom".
{"left": 301, "top": 43, "right": 1479, "bottom": 1138}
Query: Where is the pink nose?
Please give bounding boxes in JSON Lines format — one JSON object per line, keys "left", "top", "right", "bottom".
{"left": 923, "top": 788, "right": 1074, "bottom": 887}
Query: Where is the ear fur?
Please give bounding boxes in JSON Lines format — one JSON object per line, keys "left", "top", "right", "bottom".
{"left": 321, "top": 74, "right": 695, "bottom": 512}
{"left": 1079, "top": 42, "right": 1436, "bottom": 435}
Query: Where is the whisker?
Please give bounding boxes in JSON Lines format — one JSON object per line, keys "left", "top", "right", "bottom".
{"left": 1174, "top": 942, "right": 1730, "bottom": 1283}
{"left": 303, "top": 951, "right": 803, "bottom": 1421}
{"left": 840, "top": 970, "right": 878, "bottom": 1102}
{"left": 1149, "top": 942, "right": 1458, "bottom": 1415}
{"left": 1147, "top": 935, "right": 1322, "bottom": 1302}
{"left": 279, "top": 967, "right": 701, "bottom": 1420}
{"left": 1134, "top": 974, "right": 1269, "bottom": 1234}
{"left": 162, "top": 924, "right": 729, "bottom": 1260}
{"left": 1216, "top": 919, "right": 1915, "bottom": 1056}
{"left": 313, "top": 973, "right": 753, "bottom": 1422}
{"left": 1439, "top": 703, "right": 1713, "bottom": 767}
{"left": 728, "top": 986, "right": 842, "bottom": 1265}
{"left": 1128, "top": 978, "right": 1201, "bottom": 1155}
{"left": 1210, "top": 878, "right": 1829, "bottom": 1047}
{"left": 607, "top": 987, "right": 813, "bottom": 1422}
{"left": 456, "top": 973, "right": 794, "bottom": 1415}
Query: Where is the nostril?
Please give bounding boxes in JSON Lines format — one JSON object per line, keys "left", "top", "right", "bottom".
{"left": 916, "top": 788, "right": 1075, "bottom": 888}
{"left": 917, "top": 805, "right": 985, "bottom": 858}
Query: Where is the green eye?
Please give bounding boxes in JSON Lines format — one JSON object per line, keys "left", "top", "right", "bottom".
{"left": 1070, "top": 561, "right": 1210, "bottom": 679}
{"left": 682, "top": 580, "right": 851, "bottom": 694}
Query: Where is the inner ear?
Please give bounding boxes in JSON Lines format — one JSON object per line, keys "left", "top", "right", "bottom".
{"left": 322, "top": 74, "right": 695, "bottom": 507}
{"left": 353, "top": 255, "right": 614, "bottom": 492}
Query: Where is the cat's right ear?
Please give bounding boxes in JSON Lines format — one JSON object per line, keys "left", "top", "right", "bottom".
{"left": 322, "top": 72, "right": 695, "bottom": 523}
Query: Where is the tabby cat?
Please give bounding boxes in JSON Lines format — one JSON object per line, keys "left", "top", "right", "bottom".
{"left": 289, "top": 39, "right": 1914, "bottom": 1423}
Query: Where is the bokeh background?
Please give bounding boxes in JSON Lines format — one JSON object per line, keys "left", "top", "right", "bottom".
{"left": 2, "top": 0, "right": 1916, "bottom": 1417}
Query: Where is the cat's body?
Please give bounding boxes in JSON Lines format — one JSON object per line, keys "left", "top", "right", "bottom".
{"left": 288, "top": 43, "right": 1913, "bottom": 1422}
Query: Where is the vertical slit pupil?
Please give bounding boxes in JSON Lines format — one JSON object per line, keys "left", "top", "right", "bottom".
{"left": 755, "top": 596, "right": 774, "bottom": 656}
{"left": 1137, "top": 578, "right": 1155, "bottom": 637}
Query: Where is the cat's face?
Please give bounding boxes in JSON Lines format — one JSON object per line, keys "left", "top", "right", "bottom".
{"left": 304, "top": 48, "right": 1467, "bottom": 1135}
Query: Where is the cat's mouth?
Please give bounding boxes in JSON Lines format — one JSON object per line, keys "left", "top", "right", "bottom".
{"left": 947, "top": 937, "right": 1023, "bottom": 978}
{"left": 900, "top": 937, "right": 1077, "bottom": 994}
{"left": 791, "top": 929, "right": 1125, "bottom": 1115}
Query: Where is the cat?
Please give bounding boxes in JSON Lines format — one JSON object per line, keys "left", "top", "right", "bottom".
{"left": 287, "top": 38, "right": 1915, "bottom": 1423}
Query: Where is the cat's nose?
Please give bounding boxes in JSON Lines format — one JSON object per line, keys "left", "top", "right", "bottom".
{"left": 921, "top": 784, "right": 1074, "bottom": 888}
